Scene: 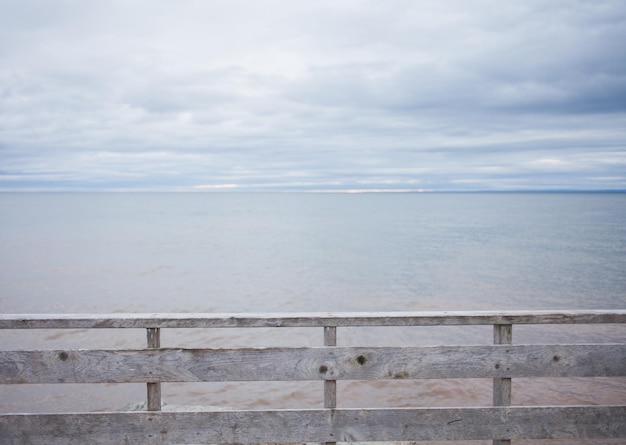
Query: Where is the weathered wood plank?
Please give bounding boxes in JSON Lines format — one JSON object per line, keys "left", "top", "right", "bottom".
{"left": 3, "top": 344, "right": 624, "bottom": 384}
{"left": 493, "top": 324, "right": 512, "bottom": 445}
{"left": 0, "top": 406, "right": 624, "bottom": 444}
{"left": 323, "top": 325, "right": 337, "bottom": 445}
{"left": 1, "top": 310, "right": 625, "bottom": 329}
{"left": 146, "top": 328, "right": 161, "bottom": 412}
{"left": 323, "top": 326, "right": 337, "bottom": 409}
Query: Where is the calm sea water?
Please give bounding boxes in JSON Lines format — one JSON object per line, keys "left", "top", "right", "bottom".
{"left": 1, "top": 192, "right": 625, "bottom": 436}
{"left": 2, "top": 192, "right": 625, "bottom": 313}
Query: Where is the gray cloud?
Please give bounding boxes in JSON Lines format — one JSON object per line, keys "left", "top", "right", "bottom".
{"left": 1, "top": 0, "right": 625, "bottom": 191}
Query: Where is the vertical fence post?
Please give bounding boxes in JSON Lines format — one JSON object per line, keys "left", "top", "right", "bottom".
{"left": 147, "top": 327, "right": 162, "bottom": 411}
{"left": 324, "top": 326, "right": 337, "bottom": 445}
{"left": 493, "top": 323, "right": 512, "bottom": 445}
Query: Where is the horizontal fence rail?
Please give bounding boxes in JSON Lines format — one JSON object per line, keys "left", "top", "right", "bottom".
{"left": 2, "top": 344, "right": 626, "bottom": 384}
{"left": 2, "top": 407, "right": 625, "bottom": 444}
{"left": 1, "top": 309, "right": 625, "bottom": 329}
{"left": 1, "top": 310, "right": 625, "bottom": 445}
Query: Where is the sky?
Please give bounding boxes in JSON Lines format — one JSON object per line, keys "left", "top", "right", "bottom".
{"left": 1, "top": 0, "right": 625, "bottom": 192}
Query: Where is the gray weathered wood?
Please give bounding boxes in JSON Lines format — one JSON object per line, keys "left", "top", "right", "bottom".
{"left": 1, "top": 310, "right": 625, "bottom": 329}
{"left": 323, "top": 326, "right": 337, "bottom": 445}
{"left": 3, "top": 344, "right": 624, "bottom": 384}
{"left": 493, "top": 324, "right": 512, "bottom": 445}
{"left": 493, "top": 325, "right": 512, "bottom": 405}
{"left": 1, "top": 310, "right": 625, "bottom": 444}
{"left": 146, "top": 328, "right": 161, "bottom": 412}
{"left": 0, "top": 406, "right": 624, "bottom": 444}
{"left": 323, "top": 326, "right": 337, "bottom": 409}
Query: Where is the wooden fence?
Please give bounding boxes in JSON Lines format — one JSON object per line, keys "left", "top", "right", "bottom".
{"left": 1, "top": 310, "right": 625, "bottom": 444}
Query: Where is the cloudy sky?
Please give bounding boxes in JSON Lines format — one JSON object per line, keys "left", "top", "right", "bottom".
{"left": 1, "top": 0, "right": 625, "bottom": 192}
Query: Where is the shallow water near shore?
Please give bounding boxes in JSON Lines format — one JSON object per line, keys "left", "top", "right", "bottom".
{"left": 1, "top": 192, "right": 625, "bottom": 443}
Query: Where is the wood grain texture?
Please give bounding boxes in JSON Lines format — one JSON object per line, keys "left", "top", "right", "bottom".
{"left": 2, "top": 344, "right": 624, "bottom": 384}
{"left": 0, "top": 406, "right": 624, "bottom": 444}
{"left": 146, "top": 328, "right": 161, "bottom": 412}
{"left": 324, "top": 325, "right": 337, "bottom": 445}
{"left": 2, "top": 311, "right": 625, "bottom": 443}
{"left": 1, "top": 310, "right": 625, "bottom": 329}
{"left": 323, "top": 326, "right": 337, "bottom": 409}
{"left": 493, "top": 324, "right": 512, "bottom": 445}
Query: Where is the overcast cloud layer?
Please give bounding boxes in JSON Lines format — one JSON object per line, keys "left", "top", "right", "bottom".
{"left": 1, "top": 0, "right": 625, "bottom": 191}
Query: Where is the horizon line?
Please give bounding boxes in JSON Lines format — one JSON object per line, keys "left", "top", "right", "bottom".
{"left": 1, "top": 189, "right": 625, "bottom": 194}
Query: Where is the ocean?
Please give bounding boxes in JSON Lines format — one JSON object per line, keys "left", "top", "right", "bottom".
{"left": 1, "top": 192, "right": 625, "bottom": 433}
